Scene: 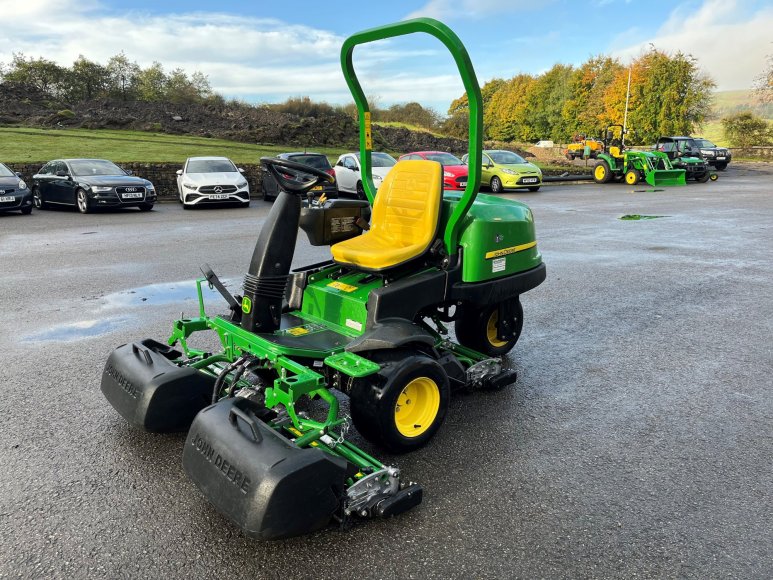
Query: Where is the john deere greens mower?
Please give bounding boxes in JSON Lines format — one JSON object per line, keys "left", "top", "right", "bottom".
{"left": 593, "top": 124, "right": 686, "bottom": 187}
{"left": 101, "top": 18, "right": 545, "bottom": 540}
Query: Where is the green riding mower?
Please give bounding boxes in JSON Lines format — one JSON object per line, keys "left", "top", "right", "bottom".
{"left": 654, "top": 136, "right": 717, "bottom": 183}
{"left": 593, "top": 124, "right": 686, "bottom": 187}
{"left": 101, "top": 18, "right": 545, "bottom": 540}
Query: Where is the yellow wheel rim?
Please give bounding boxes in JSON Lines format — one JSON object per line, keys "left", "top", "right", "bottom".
{"left": 625, "top": 171, "right": 637, "bottom": 185}
{"left": 486, "top": 310, "right": 509, "bottom": 347}
{"left": 394, "top": 377, "right": 440, "bottom": 438}
{"left": 594, "top": 165, "right": 606, "bottom": 180}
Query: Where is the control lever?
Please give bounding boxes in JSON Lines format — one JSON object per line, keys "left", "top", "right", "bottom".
{"left": 200, "top": 263, "right": 241, "bottom": 316}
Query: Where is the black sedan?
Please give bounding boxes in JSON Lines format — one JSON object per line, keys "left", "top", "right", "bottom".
{"left": 32, "top": 159, "right": 157, "bottom": 213}
{"left": 0, "top": 162, "right": 33, "bottom": 215}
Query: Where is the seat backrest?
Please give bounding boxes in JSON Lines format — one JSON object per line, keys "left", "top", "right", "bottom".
{"left": 609, "top": 146, "right": 622, "bottom": 158}
{"left": 370, "top": 159, "right": 443, "bottom": 248}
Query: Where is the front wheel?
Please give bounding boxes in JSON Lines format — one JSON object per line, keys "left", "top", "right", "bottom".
{"left": 350, "top": 351, "right": 450, "bottom": 454}
{"left": 528, "top": 186, "right": 540, "bottom": 192}
{"left": 455, "top": 298, "right": 523, "bottom": 356}
{"left": 624, "top": 169, "right": 641, "bottom": 185}
{"left": 715, "top": 162, "right": 727, "bottom": 171}
{"left": 76, "top": 189, "right": 91, "bottom": 214}
{"left": 697, "top": 171, "right": 710, "bottom": 183}
{"left": 21, "top": 205, "right": 32, "bottom": 215}
{"left": 593, "top": 160, "right": 612, "bottom": 184}
{"left": 138, "top": 203, "right": 154, "bottom": 211}
{"left": 490, "top": 176, "right": 503, "bottom": 193}
{"left": 355, "top": 181, "right": 366, "bottom": 200}
{"left": 33, "top": 188, "right": 47, "bottom": 209}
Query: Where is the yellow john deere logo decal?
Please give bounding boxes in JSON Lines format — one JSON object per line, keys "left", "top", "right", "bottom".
{"left": 327, "top": 281, "right": 358, "bottom": 293}
{"left": 485, "top": 240, "right": 537, "bottom": 260}
{"left": 241, "top": 296, "right": 252, "bottom": 314}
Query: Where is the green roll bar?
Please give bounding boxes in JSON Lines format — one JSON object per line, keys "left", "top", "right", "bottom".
{"left": 340, "top": 17, "right": 483, "bottom": 257}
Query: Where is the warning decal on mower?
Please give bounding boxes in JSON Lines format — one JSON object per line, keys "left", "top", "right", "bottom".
{"left": 484, "top": 240, "right": 537, "bottom": 260}
{"left": 327, "top": 281, "right": 358, "bottom": 293}
{"left": 492, "top": 257, "right": 506, "bottom": 273}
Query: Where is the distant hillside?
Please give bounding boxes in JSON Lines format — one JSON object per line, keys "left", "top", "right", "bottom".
{"left": 712, "top": 90, "right": 773, "bottom": 119}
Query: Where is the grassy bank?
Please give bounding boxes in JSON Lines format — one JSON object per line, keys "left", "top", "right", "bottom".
{"left": 0, "top": 127, "right": 352, "bottom": 163}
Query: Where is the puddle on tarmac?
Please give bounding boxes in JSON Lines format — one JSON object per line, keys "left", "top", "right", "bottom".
{"left": 101, "top": 279, "right": 233, "bottom": 308}
{"left": 22, "top": 316, "right": 133, "bottom": 343}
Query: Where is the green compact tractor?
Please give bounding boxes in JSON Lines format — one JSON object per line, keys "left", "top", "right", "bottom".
{"left": 101, "top": 18, "right": 545, "bottom": 540}
{"left": 593, "top": 124, "right": 686, "bottom": 186}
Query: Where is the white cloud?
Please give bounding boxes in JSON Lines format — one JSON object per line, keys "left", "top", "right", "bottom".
{"left": 0, "top": 0, "right": 463, "bottom": 107}
{"left": 406, "top": 0, "right": 542, "bottom": 20}
{"left": 613, "top": 0, "right": 773, "bottom": 90}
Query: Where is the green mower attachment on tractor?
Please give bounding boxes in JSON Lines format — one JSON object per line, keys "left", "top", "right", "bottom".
{"left": 593, "top": 124, "right": 687, "bottom": 187}
{"left": 100, "top": 18, "right": 546, "bottom": 540}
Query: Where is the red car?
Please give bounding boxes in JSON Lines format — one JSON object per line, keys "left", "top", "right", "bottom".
{"left": 398, "top": 151, "right": 468, "bottom": 190}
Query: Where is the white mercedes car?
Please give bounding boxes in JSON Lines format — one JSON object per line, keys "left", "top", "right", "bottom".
{"left": 177, "top": 156, "right": 250, "bottom": 208}
{"left": 333, "top": 152, "right": 396, "bottom": 199}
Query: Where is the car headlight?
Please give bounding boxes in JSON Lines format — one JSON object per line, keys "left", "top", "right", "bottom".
{"left": 92, "top": 186, "right": 112, "bottom": 193}
{"left": 237, "top": 180, "right": 248, "bottom": 188}
{"left": 183, "top": 183, "right": 198, "bottom": 190}
{"left": 443, "top": 171, "right": 453, "bottom": 178}
{"left": 501, "top": 168, "right": 518, "bottom": 175}
{"left": 18, "top": 180, "right": 27, "bottom": 190}
{"left": 145, "top": 183, "right": 155, "bottom": 191}
{"left": 703, "top": 150, "right": 714, "bottom": 156}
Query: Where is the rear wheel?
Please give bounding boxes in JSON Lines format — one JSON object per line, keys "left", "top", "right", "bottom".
{"left": 624, "top": 169, "right": 641, "bottom": 185}
{"left": 593, "top": 160, "right": 612, "bottom": 184}
{"left": 355, "top": 181, "right": 366, "bottom": 200}
{"left": 490, "top": 176, "right": 503, "bottom": 193}
{"left": 455, "top": 298, "right": 523, "bottom": 356}
{"left": 350, "top": 351, "right": 450, "bottom": 454}
{"left": 76, "top": 189, "right": 90, "bottom": 214}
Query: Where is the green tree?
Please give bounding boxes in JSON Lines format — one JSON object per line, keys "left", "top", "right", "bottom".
{"left": 485, "top": 74, "right": 535, "bottom": 141}
{"left": 2, "top": 53, "right": 67, "bottom": 97}
{"left": 106, "top": 52, "right": 140, "bottom": 100}
{"left": 64, "top": 56, "right": 108, "bottom": 101}
{"left": 525, "top": 64, "right": 574, "bottom": 141}
{"left": 136, "top": 62, "right": 167, "bottom": 102}
{"left": 562, "top": 56, "right": 623, "bottom": 139}
{"left": 721, "top": 111, "right": 772, "bottom": 146}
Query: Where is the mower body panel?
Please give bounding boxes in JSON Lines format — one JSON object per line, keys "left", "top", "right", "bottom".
{"left": 442, "top": 192, "right": 540, "bottom": 282}
{"left": 100, "top": 340, "right": 214, "bottom": 432}
{"left": 183, "top": 398, "right": 347, "bottom": 540}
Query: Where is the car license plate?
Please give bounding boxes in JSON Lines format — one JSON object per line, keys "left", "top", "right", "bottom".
{"left": 523, "top": 177, "right": 538, "bottom": 183}
{"left": 121, "top": 192, "right": 143, "bottom": 199}
{"left": 0, "top": 196, "right": 14, "bottom": 202}
{"left": 716, "top": 156, "right": 725, "bottom": 160}
{"left": 312, "top": 185, "right": 323, "bottom": 191}
{"left": 208, "top": 194, "right": 229, "bottom": 199}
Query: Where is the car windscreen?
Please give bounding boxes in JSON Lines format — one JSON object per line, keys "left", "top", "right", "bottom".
{"left": 423, "top": 152, "right": 463, "bottom": 165}
{"left": 186, "top": 159, "right": 237, "bottom": 173}
{"left": 289, "top": 155, "right": 332, "bottom": 170}
{"left": 489, "top": 151, "right": 526, "bottom": 165}
{"left": 355, "top": 152, "right": 396, "bottom": 168}
{"left": 0, "top": 164, "right": 14, "bottom": 177}
{"left": 695, "top": 139, "right": 716, "bottom": 148}
{"left": 69, "top": 160, "right": 125, "bottom": 176}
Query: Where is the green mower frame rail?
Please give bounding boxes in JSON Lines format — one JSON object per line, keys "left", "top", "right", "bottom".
{"left": 101, "top": 18, "right": 546, "bottom": 540}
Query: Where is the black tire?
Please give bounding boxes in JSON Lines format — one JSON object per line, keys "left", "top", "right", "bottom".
{"left": 715, "top": 162, "right": 727, "bottom": 171}
{"left": 76, "top": 188, "right": 91, "bottom": 214}
{"left": 490, "top": 176, "right": 503, "bottom": 193}
{"left": 182, "top": 202, "right": 192, "bottom": 210}
{"left": 355, "top": 181, "right": 366, "bottom": 200}
{"left": 455, "top": 298, "right": 523, "bottom": 356}
{"left": 565, "top": 152, "right": 574, "bottom": 160}
{"left": 528, "top": 186, "right": 540, "bottom": 192}
{"left": 349, "top": 350, "right": 450, "bottom": 454}
{"left": 21, "top": 205, "right": 32, "bottom": 215}
{"left": 178, "top": 189, "right": 183, "bottom": 203}
{"left": 624, "top": 169, "right": 641, "bottom": 185}
{"left": 138, "top": 203, "right": 154, "bottom": 211}
{"left": 33, "top": 187, "right": 47, "bottom": 209}
{"left": 593, "top": 160, "right": 612, "bottom": 184}
{"left": 697, "top": 171, "right": 710, "bottom": 183}
{"left": 241, "top": 201, "right": 250, "bottom": 208}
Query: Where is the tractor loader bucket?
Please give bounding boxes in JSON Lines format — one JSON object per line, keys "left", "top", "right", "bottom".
{"left": 646, "top": 169, "right": 686, "bottom": 187}
{"left": 182, "top": 397, "right": 348, "bottom": 540}
{"left": 101, "top": 340, "right": 214, "bottom": 432}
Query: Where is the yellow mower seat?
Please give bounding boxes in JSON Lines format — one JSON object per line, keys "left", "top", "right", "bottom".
{"left": 331, "top": 160, "right": 443, "bottom": 271}
{"left": 609, "top": 145, "right": 623, "bottom": 157}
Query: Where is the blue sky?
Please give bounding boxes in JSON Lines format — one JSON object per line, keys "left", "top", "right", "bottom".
{"left": 2, "top": 0, "right": 771, "bottom": 113}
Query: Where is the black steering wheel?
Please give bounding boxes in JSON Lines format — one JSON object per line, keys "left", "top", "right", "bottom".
{"left": 260, "top": 157, "right": 335, "bottom": 195}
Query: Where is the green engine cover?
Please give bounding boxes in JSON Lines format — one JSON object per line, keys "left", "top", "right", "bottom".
{"left": 442, "top": 192, "right": 541, "bottom": 282}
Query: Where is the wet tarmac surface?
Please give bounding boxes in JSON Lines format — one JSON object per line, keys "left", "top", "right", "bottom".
{"left": 1, "top": 163, "right": 772, "bottom": 578}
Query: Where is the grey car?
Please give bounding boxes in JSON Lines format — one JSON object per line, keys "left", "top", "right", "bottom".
{"left": 33, "top": 159, "right": 157, "bottom": 213}
{"left": 0, "top": 162, "right": 33, "bottom": 215}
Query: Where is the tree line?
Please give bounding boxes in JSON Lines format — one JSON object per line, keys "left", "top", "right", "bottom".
{"left": 0, "top": 53, "right": 216, "bottom": 105}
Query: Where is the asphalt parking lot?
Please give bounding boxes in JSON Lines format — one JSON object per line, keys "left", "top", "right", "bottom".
{"left": 1, "top": 163, "right": 771, "bottom": 579}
